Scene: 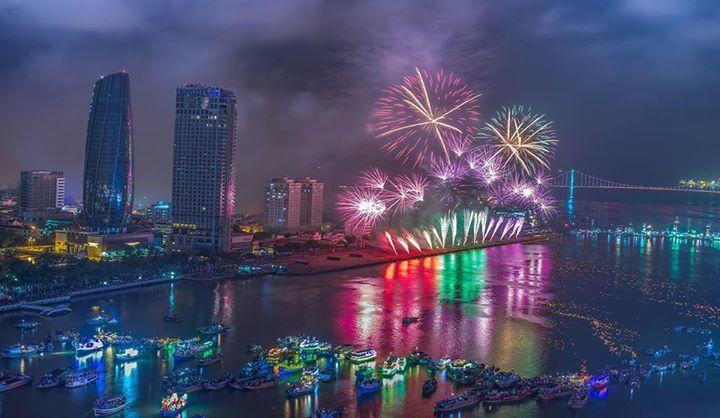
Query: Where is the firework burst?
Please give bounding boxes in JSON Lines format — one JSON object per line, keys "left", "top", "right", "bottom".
{"left": 373, "top": 68, "right": 481, "bottom": 166}
{"left": 358, "top": 167, "right": 389, "bottom": 190}
{"left": 336, "top": 186, "right": 387, "bottom": 235}
{"left": 480, "top": 106, "right": 557, "bottom": 175}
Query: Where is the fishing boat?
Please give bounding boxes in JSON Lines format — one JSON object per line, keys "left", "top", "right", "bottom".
{"left": 422, "top": 378, "right": 438, "bottom": 397}
{"left": 37, "top": 367, "right": 71, "bottom": 389}
{"left": 197, "top": 323, "right": 231, "bottom": 336}
{"left": 197, "top": 352, "right": 222, "bottom": 367}
{"left": 2, "top": 343, "right": 40, "bottom": 358}
{"left": 202, "top": 372, "right": 233, "bottom": 390}
{"left": 568, "top": 389, "right": 589, "bottom": 409}
{"left": 239, "top": 375, "right": 278, "bottom": 390}
{"left": 16, "top": 319, "right": 39, "bottom": 330}
{"left": 0, "top": 374, "right": 32, "bottom": 392}
{"left": 588, "top": 373, "right": 610, "bottom": 390}
{"left": 355, "top": 378, "right": 382, "bottom": 395}
{"left": 433, "top": 390, "right": 484, "bottom": 414}
{"left": 114, "top": 347, "right": 141, "bottom": 363}
{"left": 378, "top": 356, "right": 407, "bottom": 378}
{"left": 75, "top": 338, "right": 104, "bottom": 356}
{"left": 537, "top": 385, "right": 574, "bottom": 400}
{"left": 93, "top": 394, "right": 128, "bottom": 416}
{"left": 285, "top": 380, "right": 318, "bottom": 398}
{"left": 65, "top": 369, "right": 99, "bottom": 388}
{"left": 161, "top": 392, "right": 188, "bottom": 417}
{"left": 347, "top": 349, "right": 377, "bottom": 363}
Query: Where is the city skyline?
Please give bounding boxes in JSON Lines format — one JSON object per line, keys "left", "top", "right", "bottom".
{"left": 2, "top": 1, "right": 720, "bottom": 214}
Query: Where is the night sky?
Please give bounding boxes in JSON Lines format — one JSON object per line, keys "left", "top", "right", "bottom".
{"left": 1, "top": 0, "right": 719, "bottom": 213}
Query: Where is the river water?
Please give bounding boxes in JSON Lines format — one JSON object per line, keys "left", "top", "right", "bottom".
{"left": 2, "top": 199, "right": 720, "bottom": 417}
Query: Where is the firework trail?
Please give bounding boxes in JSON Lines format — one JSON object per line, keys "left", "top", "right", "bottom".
{"left": 462, "top": 209, "right": 475, "bottom": 244}
{"left": 396, "top": 237, "right": 410, "bottom": 254}
{"left": 337, "top": 186, "right": 387, "bottom": 235}
{"left": 490, "top": 216, "right": 504, "bottom": 241}
{"left": 431, "top": 227, "right": 442, "bottom": 248}
{"left": 512, "top": 218, "right": 525, "bottom": 237}
{"left": 480, "top": 105, "right": 557, "bottom": 176}
{"left": 475, "top": 208, "right": 488, "bottom": 243}
{"left": 439, "top": 216, "right": 450, "bottom": 248}
{"left": 500, "top": 219, "right": 514, "bottom": 240}
{"left": 422, "top": 230, "right": 434, "bottom": 249}
{"left": 449, "top": 212, "right": 458, "bottom": 247}
{"left": 406, "top": 234, "right": 422, "bottom": 251}
{"left": 384, "top": 231, "right": 398, "bottom": 255}
{"left": 483, "top": 218, "right": 495, "bottom": 242}
{"left": 358, "top": 167, "right": 389, "bottom": 190}
{"left": 373, "top": 68, "right": 481, "bottom": 166}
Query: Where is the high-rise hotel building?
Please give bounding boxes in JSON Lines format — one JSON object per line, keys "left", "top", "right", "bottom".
{"left": 264, "top": 177, "right": 323, "bottom": 232}
{"left": 19, "top": 170, "right": 65, "bottom": 221}
{"left": 169, "top": 85, "right": 237, "bottom": 252}
{"left": 82, "top": 71, "right": 134, "bottom": 233}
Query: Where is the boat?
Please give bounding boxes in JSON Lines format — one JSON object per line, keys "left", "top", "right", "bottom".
{"left": 37, "top": 367, "right": 71, "bottom": 389}
{"left": 422, "top": 378, "right": 437, "bottom": 397}
{"left": 402, "top": 316, "right": 419, "bottom": 325}
{"left": 588, "top": 373, "right": 610, "bottom": 389}
{"left": 436, "top": 358, "right": 451, "bottom": 370}
{"left": 285, "top": 381, "right": 318, "bottom": 398}
{"left": 312, "top": 407, "right": 346, "bottom": 418}
{"left": 75, "top": 338, "right": 104, "bottom": 356}
{"left": 197, "top": 323, "right": 231, "bottom": 336}
{"left": 197, "top": 352, "right": 222, "bottom": 367}
{"left": 495, "top": 372, "right": 521, "bottom": 389}
{"left": 246, "top": 344, "right": 264, "bottom": 355}
{"left": 433, "top": 390, "right": 484, "bottom": 414}
{"left": 0, "top": 374, "right": 32, "bottom": 392}
{"left": 355, "top": 378, "right": 382, "bottom": 395}
{"left": 163, "top": 314, "right": 184, "bottom": 323}
{"left": 537, "top": 385, "right": 574, "bottom": 400}
{"left": 2, "top": 343, "right": 40, "bottom": 358}
{"left": 65, "top": 369, "right": 99, "bottom": 388}
{"left": 161, "top": 392, "right": 188, "bottom": 417}
{"left": 347, "top": 349, "right": 377, "bottom": 363}
{"left": 378, "top": 356, "right": 407, "bottom": 378}
{"left": 276, "top": 360, "right": 304, "bottom": 375}
{"left": 202, "top": 372, "right": 233, "bottom": 390}
{"left": 354, "top": 365, "right": 374, "bottom": 381}
{"left": 239, "top": 375, "right": 278, "bottom": 390}
{"left": 644, "top": 345, "right": 671, "bottom": 358}
{"left": 48, "top": 329, "right": 79, "bottom": 343}
{"left": 333, "top": 344, "right": 354, "bottom": 359}
{"left": 114, "top": 347, "right": 141, "bottom": 362}
{"left": 17, "top": 319, "right": 39, "bottom": 330}
{"left": 318, "top": 367, "right": 337, "bottom": 382}
{"left": 407, "top": 350, "right": 431, "bottom": 365}
{"left": 484, "top": 387, "right": 534, "bottom": 405}
{"left": 93, "top": 394, "right": 128, "bottom": 416}
{"left": 568, "top": 389, "right": 589, "bottom": 409}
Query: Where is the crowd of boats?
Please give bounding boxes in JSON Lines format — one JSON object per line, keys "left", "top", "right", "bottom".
{"left": 2, "top": 308, "right": 718, "bottom": 417}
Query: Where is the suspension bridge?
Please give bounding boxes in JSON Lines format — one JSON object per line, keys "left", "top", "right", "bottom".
{"left": 548, "top": 169, "right": 720, "bottom": 194}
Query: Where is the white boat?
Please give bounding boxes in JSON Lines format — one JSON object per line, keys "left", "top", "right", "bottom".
{"left": 93, "top": 394, "right": 128, "bottom": 416}
{"left": 0, "top": 374, "right": 32, "bottom": 392}
{"left": 65, "top": 369, "right": 99, "bottom": 388}
{"left": 76, "top": 338, "right": 104, "bottom": 356}
{"left": 348, "top": 349, "right": 377, "bottom": 363}
{"left": 2, "top": 343, "right": 40, "bottom": 358}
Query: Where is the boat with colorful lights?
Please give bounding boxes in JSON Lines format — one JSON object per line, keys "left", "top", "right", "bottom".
{"left": 285, "top": 380, "right": 318, "bottom": 398}
{"left": 197, "top": 323, "right": 231, "bottom": 336}
{"left": 588, "top": 373, "right": 610, "bottom": 390}
{"left": 484, "top": 387, "right": 534, "bottom": 405}
{"left": 239, "top": 375, "right": 278, "bottom": 390}
{"left": 2, "top": 343, "right": 40, "bottom": 358}
{"left": 347, "top": 349, "right": 376, "bottom": 363}
{"left": 65, "top": 369, "right": 99, "bottom": 388}
{"left": 16, "top": 319, "right": 39, "bottom": 330}
{"left": 93, "top": 394, "right": 128, "bottom": 416}
{"left": 36, "top": 367, "right": 71, "bottom": 389}
{"left": 355, "top": 377, "right": 382, "bottom": 395}
{"left": 75, "top": 338, "right": 104, "bottom": 356}
{"left": 433, "top": 390, "right": 484, "bottom": 414}
{"left": 0, "top": 374, "right": 32, "bottom": 392}
{"left": 422, "top": 378, "right": 437, "bottom": 397}
{"left": 537, "top": 385, "right": 574, "bottom": 400}
{"left": 161, "top": 392, "right": 188, "bottom": 417}
{"left": 114, "top": 347, "right": 141, "bottom": 362}
{"left": 378, "top": 356, "right": 406, "bottom": 378}
{"left": 202, "top": 372, "right": 233, "bottom": 390}
{"left": 197, "top": 351, "right": 222, "bottom": 367}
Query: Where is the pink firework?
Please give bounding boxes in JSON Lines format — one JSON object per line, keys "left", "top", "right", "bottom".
{"left": 532, "top": 188, "right": 557, "bottom": 219}
{"left": 373, "top": 68, "right": 482, "bottom": 167}
{"left": 446, "top": 133, "right": 474, "bottom": 158}
{"left": 358, "top": 167, "right": 389, "bottom": 190}
{"left": 473, "top": 145, "right": 504, "bottom": 186}
{"left": 393, "top": 173, "right": 427, "bottom": 202}
{"left": 336, "top": 186, "right": 387, "bottom": 234}
{"left": 426, "top": 158, "right": 468, "bottom": 184}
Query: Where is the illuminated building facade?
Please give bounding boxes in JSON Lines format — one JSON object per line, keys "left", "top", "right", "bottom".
{"left": 264, "top": 177, "right": 323, "bottom": 232}
{"left": 19, "top": 170, "right": 65, "bottom": 221}
{"left": 82, "top": 72, "right": 134, "bottom": 233}
{"left": 169, "top": 85, "right": 237, "bottom": 253}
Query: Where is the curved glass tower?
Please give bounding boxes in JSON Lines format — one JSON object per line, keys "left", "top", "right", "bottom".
{"left": 82, "top": 72, "right": 134, "bottom": 233}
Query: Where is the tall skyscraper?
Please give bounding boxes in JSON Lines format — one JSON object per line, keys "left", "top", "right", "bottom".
{"left": 264, "top": 177, "right": 323, "bottom": 233}
{"left": 82, "top": 71, "right": 134, "bottom": 233}
{"left": 19, "top": 170, "right": 65, "bottom": 220}
{"left": 298, "top": 177, "right": 324, "bottom": 230}
{"left": 264, "top": 178, "right": 301, "bottom": 232}
{"left": 170, "top": 85, "right": 237, "bottom": 252}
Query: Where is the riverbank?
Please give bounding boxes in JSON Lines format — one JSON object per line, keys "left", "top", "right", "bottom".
{"left": 277, "top": 234, "right": 550, "bottom": 276}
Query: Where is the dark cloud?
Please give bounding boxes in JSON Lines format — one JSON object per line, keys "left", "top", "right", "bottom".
{"left": 0, "top": 0, "right": 719, "bottom": 212}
